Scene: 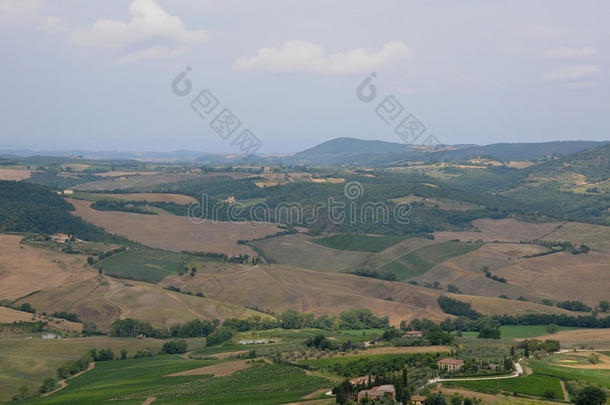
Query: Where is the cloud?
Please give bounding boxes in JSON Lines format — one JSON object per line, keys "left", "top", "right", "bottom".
{"left": 0, "top": 0, "right": 61, "bottom": 32}
{"left": 542, "top": 65, "right": 601, "bottom": 81}
{"left": 564, "top": 81, "right": 596, "bottom": 90}
{"left": 71, "top": 0, "right": 209, "bottom": 62}
{"left": 544, "top": 46, "right": 597, "bottom": 59}
{"left": 233, "top": 40, "right": 411, "bottom": 75}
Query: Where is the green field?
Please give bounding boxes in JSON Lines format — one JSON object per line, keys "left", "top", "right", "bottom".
{"left": 461, "top": 325, "right": 583, "bottom": 339}
{"left": 311, "top": 234, "right": 409, "bottom": 252}
{"left": 529, "top": 358, "right": 610, "bottom": 388}
{"left": 380, "top": 241, "right": 482, "bottom": 280}
{"left": 33, "top": 357, "right": 329, "bottom": 405}
{"left": 445, "top": 373, "right": 564, "bottom": 399}
{"left": 97, "top": 251, "right": 185, "bottom": 283}
{"left": 300, "top": 352, "right": 423, "bottom": 369}
{"left": 0, "top": 336, "right": 187, "bottom": 401}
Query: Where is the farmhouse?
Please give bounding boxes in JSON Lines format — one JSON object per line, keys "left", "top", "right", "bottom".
{"left": 357, "top": 385, "right": 396, "bottom": 401}
{"left": 403, "top": 330, "right": 424, "bottom": 338}
{"left": 50, "top": 233, "right": 71, "bottom": 243}
{"left": 437, "top": 357, "right": 464, "bottom": 371}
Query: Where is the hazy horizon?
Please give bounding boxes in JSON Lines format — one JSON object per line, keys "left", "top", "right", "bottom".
{"left": 1, "top": 0, "right": 609, "bottom": 153}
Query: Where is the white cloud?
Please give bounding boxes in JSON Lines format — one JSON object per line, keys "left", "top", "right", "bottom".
{"left": 564, "top": 81, "right": 596, "bottom": 90}
{"left": 0, "top": 0, "right": 61, "bottom": 32}
{"left": 544, "top": 46, "right": 597, "bottom": 59}
{"left": 71, "top": 0, "right": 209, "bottom": 62}
{"left": 233, "top": 40, "right": 411, "bottom": 75}
{"left": 542, "top": 64, "right": 601, "bottom": 81}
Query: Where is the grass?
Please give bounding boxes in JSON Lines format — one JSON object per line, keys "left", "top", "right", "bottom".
{"left": 235, "top": 328, "right": 386, "bottom": 344}
{"left": 380, "top": 241, "right": 482, "bottom": 280}
{"left": 529, "top": 358, "right": 610, "bottom": 388}
{"left": 0, "top": 336, "right": 181, "bottom": 401}
{"left": 460, "top": 325, "right": 583, "bottom": 339}
{"left": 97, "top": 251, "right": 185, "bottom": 283}
{"left": 33, "top": 358, "right": 329, "bottom": 405}
{"left": 30, "top": 355, "right": 216, "bottom": 404}
{"left": 300, "top": 352, "right": 423, "bottom": 368}
{"left": 311, "top": 234, "right": 409, "bottom": 252}
{"left": 444, "top": 374, "right": 563, "bottom": 400}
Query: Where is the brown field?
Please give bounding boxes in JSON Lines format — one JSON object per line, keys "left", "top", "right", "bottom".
{"left": 95, "top": 170, "right": 158, "bottom": 177}
{"left": 416, "top": 242, "right": 610, "bottom": 305}
{"left": 96, "top": 192, "right": 198, "bottom": 204}
{"left": 166, "top": 359, "right": 253, "bottom": 377}
{"left": 0, "top": 307, "right": 82, "bottom": 332}
{"left": 507, "top": 161, "right": 535, "bottom": 169}
{"left": 60, "top": 164, "right": 90, "bottom": 171}
{"left": 0, "top": 234, "right": 95, "bottom": 301}
{"left": 75, "top": 172, "right": 251, "bottom": 190}
{"left": 545, "top": 222, "right": 610, "bottom": 253}
{"left": 533, "top": 329, "right": 610, "bottom": 349}
{"left": 160, "top": 264, "right": 568, "bottom": 325}
{"left": 0, "top": 168, "right": 31, "bottom": 180}
{"left": 492, "top": 251, "right": 610, "bottom": 306}
{"left": 162, "top": 263, "right": 447, "bottom": 325}
{"left": 68, "top": 199, "right": 280, "bottom": 255}
{"left": 455, "top": 293, "right": 575, "bottom": 316}
{"left": 434, "top": 218, "right": 562, "bottom": 243}
{"left": 16, "top": 275, "right": 270, "bottom": 330}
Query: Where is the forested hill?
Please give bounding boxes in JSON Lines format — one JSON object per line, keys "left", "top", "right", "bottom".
{"left": 0, "top": 180, "right": 115, "bottom": 241}
{"left": 293, "top": 137, "right": 609, "bottom": 166}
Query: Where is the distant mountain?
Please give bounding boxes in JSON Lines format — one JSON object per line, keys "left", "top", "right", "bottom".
{"left": 292, "top": 137, "right": 609, "bottom": 166}
{"left": 440, "top": 141, "right": 610, "bottom": 162}
{"left": 298, "top": 137, "right": 411, "bottom": 154}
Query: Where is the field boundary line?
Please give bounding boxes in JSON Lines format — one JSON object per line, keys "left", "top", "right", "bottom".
{"left": 41, "top": 361, "right": 96, "bottom": 397}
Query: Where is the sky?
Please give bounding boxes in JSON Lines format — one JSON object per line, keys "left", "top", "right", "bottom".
{"left": 0, "top": 0, "right": 609, "bottom": 153}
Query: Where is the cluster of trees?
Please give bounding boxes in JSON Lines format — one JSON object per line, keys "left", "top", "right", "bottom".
{"left": 492, "top": 313, "right": 610, "bottom": 328}
{"left": 384, "top": 320, "right": 454, "bottom": 346}
{"left": 439, "top": 296, "right": 610, "bottom": 329}
{"left": 484, "top": 271, "right": 506, "bottom": 283}
{"left": 517, "top": 339, "right": 561, "bottom": 357}
{"left": 52, "top": 311, "right": 81, "bottom": 322}
{"left": 109, "top": 309, "right": 392, "bottom": 349}
{"left": 329, "top": 352, "right": 443, "bottom": 379}
{"left": 56, "top": 355, "right": 90, "bottom": 379}
{"left": 437, "top": 296, "right": 481, "bottom": 320}
{"left": 184, "top": 250, "right": 263, "bottom": 265}
{"left": 161, "top": 340, "right": 188, "bottom": 354}
{"left": 277, "top": 309, "right": 390, "bottom": 331}
{"left": 348, "top": 269, "right": 398, "bottom": 281}
{"left": 0, "top": 180, "right": 120, "bottom": 242}
{"left": 556, "top": 300, "right": 592, "bottom": 312}
{"left": 0, "top": 320, "right": 47, "bottom": 333}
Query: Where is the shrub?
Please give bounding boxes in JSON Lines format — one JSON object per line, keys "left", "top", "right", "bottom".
{"left": 162, "top": 340, "right": 188, "bottom": 354}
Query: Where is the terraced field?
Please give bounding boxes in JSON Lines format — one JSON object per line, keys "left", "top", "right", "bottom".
{"left": 310, "top": 234, "right": 410, "bottom": 252}
{"left": 380, "top": 241, "right": 482, "bottom": 280}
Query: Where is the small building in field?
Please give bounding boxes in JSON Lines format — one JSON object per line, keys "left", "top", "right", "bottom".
{"left": 437, "top": 357, "right": 464, "bottom": 371}
{"left": 403, "top": 330, "right": 424, "bottom": 338}
{"left": 411, "top": 394, "right": 427, "bottom": 404}
{"left": 357, "top": 385, "right": 396, "bottom": 401}
{"left": 50, "top": 233, "right": 71, "bottom": 243}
